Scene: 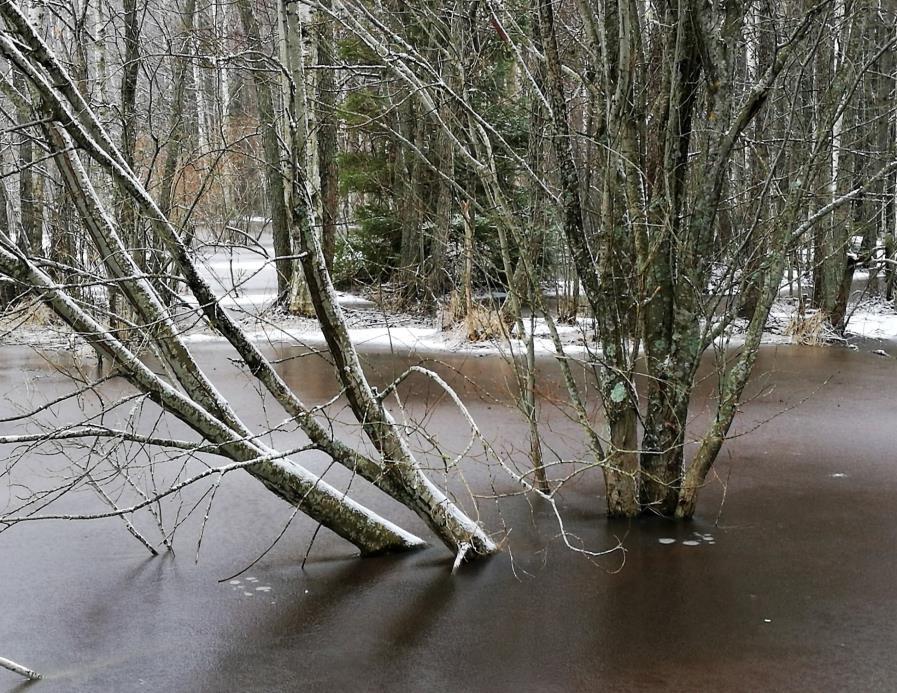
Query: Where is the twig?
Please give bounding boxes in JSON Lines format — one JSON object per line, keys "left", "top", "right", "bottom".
{"left": 452, "top": 541, "right": 471, "bottom": 574}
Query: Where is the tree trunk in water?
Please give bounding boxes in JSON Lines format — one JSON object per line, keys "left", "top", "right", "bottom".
{"left": 639, "top": 381, "right": 690, "bottom": 514}
{"left": 538, "top": 0, "right": 640, "bottom": 516}
{"left": 604, "top": 406, "right": 640, "bottom": 517}
{"left": 287, "top": 158, "right": 497, "bottom": 558}
{"left": 814, "top": 0, "right": 850, "bottom": 321}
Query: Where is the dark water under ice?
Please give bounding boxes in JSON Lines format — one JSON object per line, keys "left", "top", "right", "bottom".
{"left": 2, "top": 339, "right": 897, "bottom": 692}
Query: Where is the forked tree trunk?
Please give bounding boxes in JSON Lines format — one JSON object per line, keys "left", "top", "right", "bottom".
{"left": 538, "top": 0, "right": 641, "bottom": 516}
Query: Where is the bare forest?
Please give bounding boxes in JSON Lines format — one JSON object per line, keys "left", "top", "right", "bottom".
{"left": 2, "top": 0, "right": 897, "bottom": 689}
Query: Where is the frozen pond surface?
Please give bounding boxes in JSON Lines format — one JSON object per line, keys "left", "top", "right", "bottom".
{"left": 2, "top": 341, "right": 897, "bottom": 691}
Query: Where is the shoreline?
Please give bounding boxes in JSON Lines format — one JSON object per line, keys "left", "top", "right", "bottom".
{"left": 3, "top": 291, "right": 897, "bottom": 358}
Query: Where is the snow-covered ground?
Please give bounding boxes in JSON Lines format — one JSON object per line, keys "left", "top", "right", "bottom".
{"left": 4, "top": 229, "right": 897, "bottom": 355}
{"left": 174, "top": 293, "right": 897, "bottom": 358}
{"left": 841, "top": 302, "right": 897, "bottom": 339}
{"left": 178, "top": 242, "right": 897, "bottom": 355}
{"left": 183, "top": 233, "right": 895, "bottom": 354}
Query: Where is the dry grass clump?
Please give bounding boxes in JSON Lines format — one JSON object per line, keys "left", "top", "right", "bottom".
{"left": 786, "top": 309, "right": 839, "bottom": 345}
{"left": 556, "top": 294, "right": 581, "bottom": 324}
{"left": 442, "top": 290, "right": 507, "bottom": 342}
{"left": 0, "top": 299, "right": 56, "bottom": 329}
{"left": 22, "top": 302, "right": 56, "bottom": 326}
{"left": 0, "top": 298, "right": 78, "bottom": 350}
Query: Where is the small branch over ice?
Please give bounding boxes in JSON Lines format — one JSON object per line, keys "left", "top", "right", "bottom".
{"left": 452, "top": 541, "right": 472, "bottom": 574}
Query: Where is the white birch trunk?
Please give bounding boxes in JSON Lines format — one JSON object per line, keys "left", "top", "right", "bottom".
{"left": 286, "top": 0, "right": 317, "bottom": 314}
{"left": 191, "top": 12, "right": 211, "bottom": 160}
{"left": 214, "top": 0, "right": 235, "bottom": 224}
{"left": 830, "top": 0, "right": 845, "bottom": 204}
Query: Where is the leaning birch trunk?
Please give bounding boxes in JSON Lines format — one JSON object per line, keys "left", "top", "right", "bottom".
{"left": 282, "top": 65, "right": 495, "bottom": 558}
{"left": 326, "top": 0, "right": 637, "bottom": 516}
{"left": 0, "top": 4, "right": 496, "bottom": 561}
{"left": 42, "top": 122, "right": 431, "bottom": 550}
{"left": 288, "top": 178, "right": 498, "bottom": 560}
{"left": 274, "top": 13, "right": 496, "bottom": 556}
{"left": 0, "top": 234, "right": 424, "bottom": 555}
